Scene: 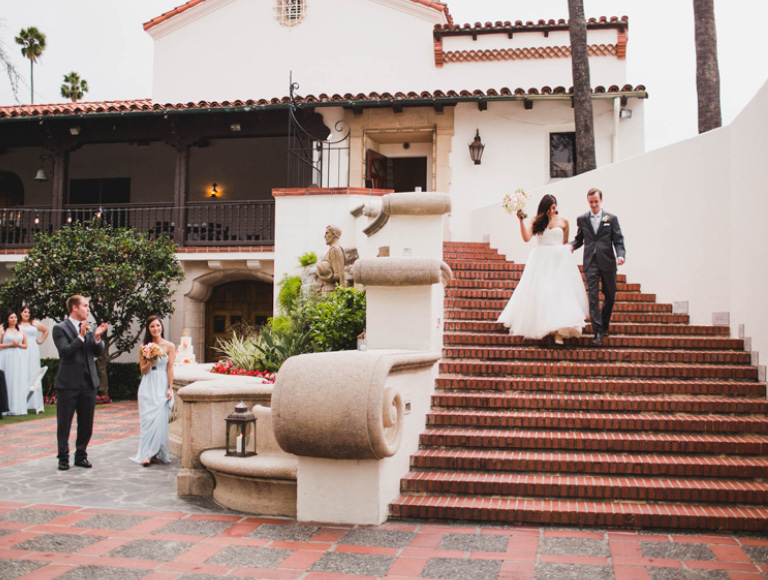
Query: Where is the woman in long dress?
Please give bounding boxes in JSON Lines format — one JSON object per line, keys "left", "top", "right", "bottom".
{"left": 19, "top": 306, "right": 48, "bottom": 414}
{"left": 0, "top": 311, "right": 29, "bottom": 415}
{"left": 497, "top": 194, "right": 589, "bottom": 344}
{"left": 130, "top": 316, "right": 175, "bottom": 467}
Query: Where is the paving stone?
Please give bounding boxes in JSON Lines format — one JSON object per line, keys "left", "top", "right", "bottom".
{"left": 75, "top": 514, "right": 149, "bottom": 531}
{"left": 648, "top": 569, "right": 728, "bottom": 580}
{"left": 534, "top": 563, "right": 612, "bottom": 580}
{"left": 0, "top": 559, "right": 46, "bottom": 579}
{"left": 205, "top": 545, "right": 292, "bottom": 568}
{"left": 743, "top": 544, "right": 768, "bottom": 564}
{"left": 54, "top": 565, "right": 148, "bottom": 580}
{"left": 340, "top": 528, "right": 416, "bottom": 548}
{"left": 437, "top": 532, "right": 510, "bottom": 553}
{"left": 420, "top": 557, "right": 503, "bottom": 580}
{"left": 310, "top": 552, "right": 396, "bottom": 576}
{"left": 176, "top": 575, "right": 251, "bottom": 580}
{"left": 540, "top": 537, "right": 610, "bottom": 557}
{"left": 247, "top": 523, "right": 321, "bottom": 542}
{"left": 107, "top": 538, "right": 196, "bottom": 561}
{"left": 14, "top": 532, "right": 106, "bottom": 553}
{"left": 640, "top": 541, "right": 715, "bottom": 560}
{"left": 0, "top": 508, "right": 71, "bottom": 525}
{"left": 154, "top": 518, "right": 235, "bottom": 536}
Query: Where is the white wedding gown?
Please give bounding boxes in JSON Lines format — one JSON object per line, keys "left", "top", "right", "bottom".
{"left": 496, "top": 226, "right": 589, "bottom": 339}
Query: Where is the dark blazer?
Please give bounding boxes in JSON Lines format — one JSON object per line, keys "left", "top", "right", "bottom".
{"left": 52, "top": 319, "right": 105, "bottom": 390}
{"left": 571, "top": 211, "right": 626, "bottom": 271}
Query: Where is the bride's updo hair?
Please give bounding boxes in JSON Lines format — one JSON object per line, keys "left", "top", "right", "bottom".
{"left": 532, "top": 194, "right": 557, "bottom": 235}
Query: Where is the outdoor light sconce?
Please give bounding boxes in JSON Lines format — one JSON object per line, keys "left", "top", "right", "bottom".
{"left": 229, "top": 123, "right": 241, "bottom": 132}
{"left": 209, "top": 183, "right": 219, "bottom": 198}
{"left": 468, "top": 129, "right": 485, "bottom": 165}
{"left": 225, "top": 401, "right": 257, "bottom": 457}
{"left": 619, "top": 109, "right": 632, "bottom": 119}
{"left": 69, "top": 126, "right": 81, "bottom": 136}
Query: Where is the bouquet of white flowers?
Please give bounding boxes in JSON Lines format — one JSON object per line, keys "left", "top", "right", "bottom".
{"left": 502, "top": 188, "right": 530, "bottom": 218}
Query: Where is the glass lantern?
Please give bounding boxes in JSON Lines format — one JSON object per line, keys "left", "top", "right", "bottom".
{"left": 225, "top": 401, "right": 257, "bottom": 457}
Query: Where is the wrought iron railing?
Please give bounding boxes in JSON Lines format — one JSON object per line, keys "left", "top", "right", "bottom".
{"left": 0, "top": 201, "right": 275, "bottom": 249}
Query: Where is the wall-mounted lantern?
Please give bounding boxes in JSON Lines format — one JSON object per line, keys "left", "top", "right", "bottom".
{"left": 468, "top": 130, "right": 485, "bottom": 165}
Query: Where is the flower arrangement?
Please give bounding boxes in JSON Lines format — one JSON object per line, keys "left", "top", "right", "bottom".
{"left": 502, "top": 188, "right": 530, "bottom": 217}
{"left": 141, "top": 343, "right": 165, "bottom": 361}
{"left": 211, "top": 359, "right": 276, "bottom": 384}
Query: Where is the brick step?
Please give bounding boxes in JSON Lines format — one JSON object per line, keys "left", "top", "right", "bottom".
{"left": 426, "top": 410, "right": 768, "bottom": 434}
{"left": 445, "top": 294, "right": 655, "bottom": 309}
{"left": 444, "top": 252, "right": 509, "bottom": 261}
{"left": 451, "top": 270, "right": 628, "bottom": 283}
{"left": 399, "top": 472, "right": 768, "bottom": 505}
{"left": 446, "top": 284, "right": 642, "bottom": 297}
{"left": 439, "top": 360, "right": 758, "bottom": 380}
{"left": 445, "top": 311, "right": 689, "bottom": 325}
{"left": 443, "top": 332, "right": 741, "bottom": 350}
{"left": 419, "top": 428, "right": 768, "bottom": 455}
{"left": 446, "top": 260, "right": 525, "bottom": 272}
{"left": 443, "top": 346, "right": 752, "bottom": 365}
{"left": 436, "top": 376, "right": 767, "bottom": 397}
{"left": 448, "top": 278, "right": 634, "bottom": 291}
{"left": 431, "top": 392, "right": 768, "bottom": 414}
{"left": 409, "top": 449, "right": 768, "bottom": 478}
{"left": 389, "top": 494, "right": 768, "bottom": 531}
{"left": 444, "top": 320, "right": 730, "bottom": 336}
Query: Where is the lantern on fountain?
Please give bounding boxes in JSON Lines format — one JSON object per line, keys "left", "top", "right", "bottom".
{"left": 225, "top": 401, "right": 257, "bottom": 457}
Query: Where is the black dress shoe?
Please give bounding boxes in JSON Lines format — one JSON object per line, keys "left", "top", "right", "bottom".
{"left": 74, "top": 458, "right": 92, "bottom": 468}
{"left": 592, "top": 332, "right": 603, "bottom": 345}
{"left": 58, "top": 461, "right": 69, "bottom": 471}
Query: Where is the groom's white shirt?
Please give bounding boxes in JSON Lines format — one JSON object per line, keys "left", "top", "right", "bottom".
{"left": 68, "top": 316, "right": 85, "bottom": 342}
{"left": 590, "top": 209, "right": 603, "bottom": 234}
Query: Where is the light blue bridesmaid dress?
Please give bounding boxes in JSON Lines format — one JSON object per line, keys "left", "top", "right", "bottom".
{"left": 21, "top": 324, "right": 45, "bottom": 414}
{"left": 130, "top": 355, "right": 174, "bottom": 464}
{"left": 0, "top": 331, "right": 29, "bottom": 416}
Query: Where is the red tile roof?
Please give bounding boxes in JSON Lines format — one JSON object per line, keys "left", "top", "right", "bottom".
{"left": 143, "top": 0, "right": 453, "bottom": 31}
{"left": 0, "top": 86, "right": 648, "bottom": 119}
{"left": 435, "top": 16, "right": 628, "bottom": 37}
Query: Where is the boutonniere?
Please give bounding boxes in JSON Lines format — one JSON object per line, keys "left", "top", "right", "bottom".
{"left": 601, "top": 215, "right": 611, "bottom": 223}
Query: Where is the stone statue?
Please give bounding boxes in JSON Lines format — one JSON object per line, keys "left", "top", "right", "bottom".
{"left": 316, "top": 225, "right": 346, "bottom": 294}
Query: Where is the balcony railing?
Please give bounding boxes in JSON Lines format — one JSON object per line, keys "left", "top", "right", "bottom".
{"left": 0, "top": 201, "right": 275, "bottom": 249}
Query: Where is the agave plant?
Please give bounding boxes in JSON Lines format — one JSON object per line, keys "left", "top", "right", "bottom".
{"left": 214, "top": 331, "right": 261, "bottom": 371}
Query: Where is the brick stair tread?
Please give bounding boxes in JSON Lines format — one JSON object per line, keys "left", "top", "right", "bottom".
{"left": 445, "top": 294, "right": 655, "bottom": 307}
{"left": 444, "top": 322, "right": 729, "bottom": 335}
{"left": 420, "top": 427, "right": 768, "bottom": 454}
{"left": 439, "top": 360, "right": 759, "bottom": 380}
{"left": 389, "top": 495, "right": 768, "bottom": 530}
{"left": 426, "top": 410, "right": 768, "bottom": 433}
{"left": 409, "top": 448, "right": 768, "bottom": 477}
{"left": 399, "top": 472, "right": 768, "bottom": 504}
{"left": 443, "top": 333, "right": 740, "bottom": 349}
{"left": 443, "top": 346, "right": 751, "bottom": 365}
{"left": 436, "top": 375, "right": 766, "bottom": 396}
{"left": 431, "top": 392, "right": 768, "bottom": 414}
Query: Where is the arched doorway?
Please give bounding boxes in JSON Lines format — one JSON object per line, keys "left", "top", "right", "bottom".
{"left": 204, "top": 280, "right": 273, "bottom": 362}
{"left": 0, "top": 171, "right": 24, "bottom": 207}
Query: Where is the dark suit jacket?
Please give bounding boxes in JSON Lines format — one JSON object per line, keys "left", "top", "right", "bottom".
{"left": 52, "top": 319, "right": 105, "bottom": 390}
{"left": 571, "top": 211, "right": 626, "bottom": 271}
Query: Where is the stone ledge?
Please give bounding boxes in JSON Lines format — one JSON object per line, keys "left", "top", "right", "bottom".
{"left": 200, "top": 449, "right": 298, "bottom": 481}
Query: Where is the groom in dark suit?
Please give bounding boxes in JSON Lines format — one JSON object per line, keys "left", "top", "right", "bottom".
{"left": 571, "top": 188, "right": 626, "bottom": 345}
{"left": 52, "top": 295, "right": 108, "bottom": 471}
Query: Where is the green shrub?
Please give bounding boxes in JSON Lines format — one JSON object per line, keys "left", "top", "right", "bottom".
{"left": 41, "top": 358, "right": 141, "bottom": 401}
{"left": 214, "top": 330, "right": 261, "bottom": 370}
{"left": 298, "top": 252, "right": 318, "bottom": 267}
{"left": 277, "top": 274, "right": 302, "bottom": 314}
{"left": 304, "top": 286, "right": 366, "bottom": 352}
{"left": 253, "top": 324, "right": 314, "bottom": 373}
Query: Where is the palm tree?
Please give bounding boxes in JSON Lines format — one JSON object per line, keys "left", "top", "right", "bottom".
{"left": 693, "top": 0, "right": 721, "bottom": 133}
{"left": 14, "top": 26, "right": 46, "bottom": 104}
{"left": 567, "top": 0, "right": 596, "bottom": 174}
{"left": 60, "top": 71, "right": 89, "bottom": 102}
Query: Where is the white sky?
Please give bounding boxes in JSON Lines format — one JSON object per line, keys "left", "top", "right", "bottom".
{"left": 0, "top": 0, "right": 765, "bottom": 151}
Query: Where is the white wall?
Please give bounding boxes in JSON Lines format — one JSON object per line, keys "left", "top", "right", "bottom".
{"left": 450, "top": 97, "right": 644, "bottom": 240}
{"left": 470, "top": 80, "right": 768, "bottom": 361}
{"left": 148, "top": 0, "right": 627, "bottom": 104}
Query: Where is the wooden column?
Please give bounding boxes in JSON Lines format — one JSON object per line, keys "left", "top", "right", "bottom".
{"left": 173, "top": 144, "right": 190, "bottom": 246}
{"left": 51, "top": 150, "right": 69, "bottom": 229}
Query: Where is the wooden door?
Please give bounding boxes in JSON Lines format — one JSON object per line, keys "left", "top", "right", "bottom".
{"left": 365, "top": 149, "right": 388, "bottom": 189}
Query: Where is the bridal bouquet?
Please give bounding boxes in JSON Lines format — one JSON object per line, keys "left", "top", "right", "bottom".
{"left": 141, "top": 343, "right": 165, "bottom": 362}
{"left": 502, "top": 188, "right": 530, "bottom": 217}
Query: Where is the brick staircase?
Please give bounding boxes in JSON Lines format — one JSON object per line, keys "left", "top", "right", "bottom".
{"left": 390, "top": 241, "right": 768, "bottom": 531}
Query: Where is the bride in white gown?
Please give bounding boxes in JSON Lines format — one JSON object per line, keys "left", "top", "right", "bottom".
{"left": 496, "top": 194, "right": 588, "bottom": 343}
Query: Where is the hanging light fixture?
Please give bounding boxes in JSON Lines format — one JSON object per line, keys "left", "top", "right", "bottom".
{"left": 209, "top": 183, "right": 219, "bottom": 198}
{"left": 468, "top": 130, "right": 485, "bottom": 165}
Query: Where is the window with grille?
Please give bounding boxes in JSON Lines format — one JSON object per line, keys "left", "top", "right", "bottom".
{"left": 275, "top": 0, "right": 305, "bottom": 26}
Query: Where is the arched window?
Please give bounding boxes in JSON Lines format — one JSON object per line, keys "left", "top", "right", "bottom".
{"left": 275, "top": 0, "right": 305, "bottom": 26}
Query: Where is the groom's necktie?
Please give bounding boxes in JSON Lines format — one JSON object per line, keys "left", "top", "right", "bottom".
{"left": 591, "top": 213, "right": 600, "bottom": 234}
